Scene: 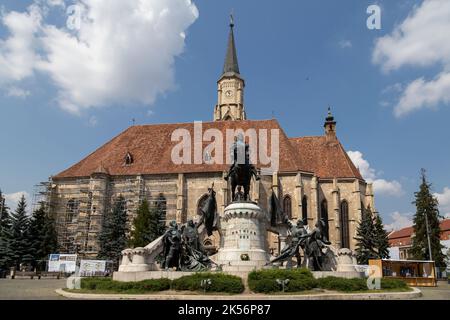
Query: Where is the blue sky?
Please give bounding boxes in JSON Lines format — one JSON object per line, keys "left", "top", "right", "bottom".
{"left": 1, "top": 0, "right": 450, "bottom": 229}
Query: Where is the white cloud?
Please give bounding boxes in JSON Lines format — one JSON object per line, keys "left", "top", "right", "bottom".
{"left": 384, "top": 211, "right": 413, "bottom": 232}
{"left": 87, "top": 115, "right": 98, "bottom": 127}
{"left": 0, "top": 0, "right": 199, "bottom": 114}
{"left": 372, "top": 0, "right": 450, "bottom": 117}
{"left": 347, "top": 150, "right": 404, "bottom": 197}
{"left": 4, "top": 191, "right": 31, "bottom": 213}
{"left": 0, "top": 4, "right": 42, "bottom": 85}
{"left": 434, "top": 187, "right": 450, "bottom": 218}
{"left": 6, "top": 86, "right": 31, "bottom": 98}
{"left": 338, "top": 40, "right": 352, "bottom": 49}
{"left": 382, "top": 82, "right": 403, "bottom": 94}
{"left": 395, "top": 72, "right": 450, "bottom": 117}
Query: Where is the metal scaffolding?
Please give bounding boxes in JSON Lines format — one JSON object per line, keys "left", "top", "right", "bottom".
{"left": 32, "top": 175, "right": 178, "bottom": 258}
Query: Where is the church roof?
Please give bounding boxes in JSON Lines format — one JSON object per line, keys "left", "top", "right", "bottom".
{"left": 54, "top": 119, "right": 363, "bottom": 180}
{"left": 289, "top": 136, "right": 363, "bottom": 180}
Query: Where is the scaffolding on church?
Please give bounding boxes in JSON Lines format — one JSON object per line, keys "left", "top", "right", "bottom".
{"left": 32, "top": 175, "right": 179, "bottom": 258}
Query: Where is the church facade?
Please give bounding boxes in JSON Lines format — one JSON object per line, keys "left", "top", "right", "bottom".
{"left": 43, "top": 20, "right": 376, "bottom": 258}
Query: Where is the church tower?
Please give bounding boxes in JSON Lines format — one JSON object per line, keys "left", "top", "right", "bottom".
{"left": 214, "top": 15, "right": 246, "bottom": 121}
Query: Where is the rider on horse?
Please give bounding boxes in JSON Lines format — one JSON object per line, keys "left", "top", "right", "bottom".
{"left": 224, "top": 133, "right": 259, "bottom": 181}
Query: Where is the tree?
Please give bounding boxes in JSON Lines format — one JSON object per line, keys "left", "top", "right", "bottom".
{"left": 0, "top": 190, "right": 8, "bottom": 222}
{"left": 0, "top": 190, "right": 12, "bottom": 270}
{"left": 129, "top": 199, "right": 165, "bottom": 248}
{"left": 28, "top": 204, "right": 58, "bottom": 266}
{"left": 355, "top": 206, "right": 378, "bottom": 264}
{"left": 410, "top": 169, "right": 446, "bottom": 266}
{"left": 98, "top": 196, "right": 128, "bottom": 268}
{"left": 8, "top": 195, "right": 32, "bottom": 268}
{"left": 373, "top": 214, "right": 390, "bottom": 259}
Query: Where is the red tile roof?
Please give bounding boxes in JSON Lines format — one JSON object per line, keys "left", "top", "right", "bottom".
{"left": 388, "top": 219, "right": 450, "bottom": 246}
{"left": 289, "top": 136, "right": 363, "bottom": 180}
{"left": 54, "top": 119, "right": 363, "bottom": 180}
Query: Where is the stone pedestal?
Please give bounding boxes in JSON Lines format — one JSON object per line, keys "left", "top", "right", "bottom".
{"left": 336, "top": 248, "right": 357, "bottom": 272}
{"left": 215, "top": 202, "right": 270, "bottom": 271}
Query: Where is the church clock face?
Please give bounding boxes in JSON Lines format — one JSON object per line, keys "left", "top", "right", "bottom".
{"left": 225, "top": 90, "right": 234, "bottom": 98}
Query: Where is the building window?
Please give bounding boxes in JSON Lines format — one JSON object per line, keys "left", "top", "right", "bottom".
{"left": 283, "top": 195, "right": 292, "bottom": 220}
{"left": 340, "top": 200, "right": 350, "bottom": 249}
{"left": 302, "top": 196, "right": 308, "bottom": 224}
{"left": 320, "top": 199, "right": 329, "bottom": 240}
{"left": 66, "top": 199, "right": 79, "bottom": 223}
{"left": 124, "top": 152, "right": 134, "bottom": 165}
{"left": 156, "top": 194, "right": 167, "bottom": 222}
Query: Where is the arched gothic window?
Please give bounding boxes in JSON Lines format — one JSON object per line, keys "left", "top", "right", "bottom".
{"left": 320, "top": 199, "right": 329, "bottom": 240}
{"left": 340, "top": 200, "right": 350, "bottom": 249}
{"left": 283, "top": 195, "right": 292, "bottom": 220}
{"left": 302, "top": 196, "right": 308, "bottom": 224}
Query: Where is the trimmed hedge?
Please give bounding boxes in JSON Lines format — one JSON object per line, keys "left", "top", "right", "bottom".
{"left": 172, "top": 273, "right": 244, "bottom": 294}
{"left": 317, "top": 276, "right": 367, "bottom": 292}
{"left": 380, "top": 278, "right": 408, "bottom": 289}
{"left": 80, "top": 277, "right": 171, "bottom": 293}
{"left": 248, "top": 268, "right": 318, "bottom": 293}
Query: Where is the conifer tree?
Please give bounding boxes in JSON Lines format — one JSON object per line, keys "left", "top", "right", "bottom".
{"left": 0, "top": 190, "right": 8, "bottom": 222}
{"left": 28, "top": 204, "right": 58, "bottom": 265}
{"left": 8, "top": 195, "right": 32, "bottom": 268}
{"left": 410, "top": 169, "right": 445, "bottom": 266}
{"left": 98, "top": 196, "right": 128, "bottom": 267}
{"left": 0, "top": 190, "right": 12, "bottom": 270}
{"left": 373, "top": 214, "right": 390, "bottom": 259}
{"left": 355, "top": 206, "right": 378, "bottom": 264}
{"left": 129, "top": 199, "right": 165, "bottom": 248}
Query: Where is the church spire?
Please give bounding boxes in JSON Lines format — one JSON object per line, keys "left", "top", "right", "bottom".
{"left": 223, "top": 13, "right": 240, "bottom": 76}
{"left": 214, "top": 13, "right": 246, "bottom": 121}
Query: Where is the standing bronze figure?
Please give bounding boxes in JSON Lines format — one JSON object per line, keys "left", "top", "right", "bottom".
{"left": 162, "top": 220, "right": 182, "bottom": 270}
{"left": 197, "top": 184, "right": 218, "bottom": 237}
{"left": 303, "top": 219, "right": 331, "bottom": 271}
{"left": 266, "top": 219, "right": 308, "bottom": 267}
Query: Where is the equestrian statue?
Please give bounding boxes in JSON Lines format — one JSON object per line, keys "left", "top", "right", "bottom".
{"left": 224, "top": 133, "right": 260, "bottom": 201}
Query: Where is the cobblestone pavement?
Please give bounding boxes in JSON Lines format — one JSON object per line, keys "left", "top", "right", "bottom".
{"left": 414, "top": 281, "right": 450, "bottom": 300}
{"left": 0, "top": 279, "right": 67, "bottom": 300}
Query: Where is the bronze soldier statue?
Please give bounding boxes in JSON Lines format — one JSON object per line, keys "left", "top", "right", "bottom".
{"left": 266, "top": 219, "right": 308, "bottom": 267}
{"left": 162, "top": 220, "right": 182, "bottom": 270}
{"left": 303, "top": 219, "right": 332, "bottom": 271}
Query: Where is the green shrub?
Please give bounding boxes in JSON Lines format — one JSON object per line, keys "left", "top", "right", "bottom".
{"left": 317, "top": 276, "right": 367, "bottom": 292}
{"left": 248, "top": 268, "right": 316, "bottom": 293}
{"left": 380, "top": 278, "right": 408, "bottom": 289}
{"left": 80, "top": 277, "right": 171, "bottom": 293}
{"left": 172, "top": 273, "right": 244, "bottom": 294}
{"left": 248, "top": 268, "right": 313, "bottom": 281}
{"left": 249, "top": 279, "right": 279, "bottom": 293}
{"left": 286, "top": 278, "right": 318, "bottom": 292}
